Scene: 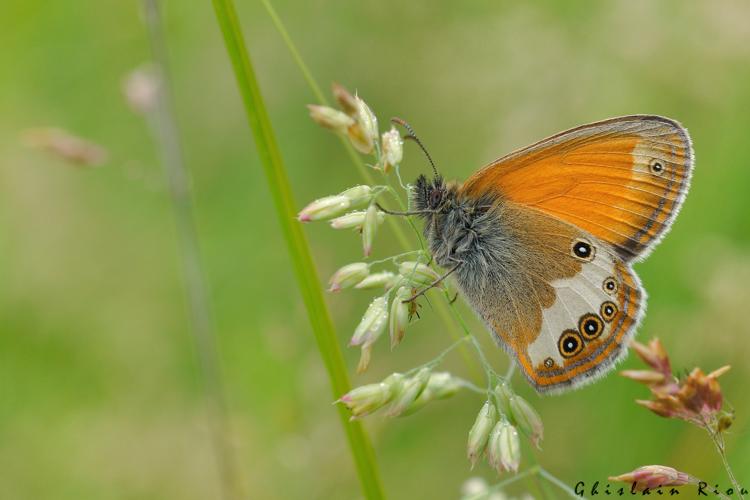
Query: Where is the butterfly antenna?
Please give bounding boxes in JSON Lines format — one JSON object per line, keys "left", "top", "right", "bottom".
{"left": 391, "top": 117, "right": 439, "bottom": 178}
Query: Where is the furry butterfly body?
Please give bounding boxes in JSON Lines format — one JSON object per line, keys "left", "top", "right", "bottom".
{"left": 412, "top": 115, "right": 693, "bottom": 394}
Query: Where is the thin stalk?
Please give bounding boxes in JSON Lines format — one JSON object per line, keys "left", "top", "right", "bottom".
{"left": 141, "top": 1, "right": 244, "bottom": 498}
{"left": 454, "top": 378, "right": 486, "bottom": 395}
{"left": 434, "top": 299, "right": 483, "bottom": 382}
{"left": 258, "top": 0, "right": 326, "bottom": 104}
{"left": 539, "top": 467, "right": 585, "bottom": 499}
{"left": 471, "top": 466, "right": 539, "bottom": 500}
{"left": 257, "top": 0, "right": 379, "bottom": 188}
{"left": 481, "top": 466, "right": 586, "bottom": 500}
{"left": 406, "top": 336, "right": 470, "bottom": 376}
{"left": 707, "top": 426, "right": 745, "bottom": 499}
{"left": 528, "top": 457, "right": 557, "bottom": 500}
{"left": 208, "top": 0, "right": 385, "bottom": 498}
{"left": 445, "top": 294, "right": 497, "bottom": 382}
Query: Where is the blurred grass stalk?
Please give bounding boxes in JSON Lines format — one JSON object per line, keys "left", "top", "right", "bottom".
{"left": 141, "top": 1, "right": 245, "bottom": 499}
{"left": 259, "top": 0, "right": 482, "bottom": 383}
{"left": 209, "top": 0, "right": 386, "bottom": 498}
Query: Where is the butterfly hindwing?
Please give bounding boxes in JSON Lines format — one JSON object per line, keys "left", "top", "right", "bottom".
{"left": 457, "top": 202, "right": 645, "bottom": 393}
{"left": 460, "top": 115, "right": 693, "bottom": 261}
{"left": 519, "top": 223, "right": 645, "bottom": 393}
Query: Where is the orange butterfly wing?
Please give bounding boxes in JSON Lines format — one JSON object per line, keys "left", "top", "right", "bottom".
{"left": 460, "top": 116, "right": 693, "bottom": 261}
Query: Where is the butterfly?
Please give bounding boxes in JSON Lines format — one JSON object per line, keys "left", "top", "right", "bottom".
{"left": 405, "top": 115, "right": 693, "bottom": 394}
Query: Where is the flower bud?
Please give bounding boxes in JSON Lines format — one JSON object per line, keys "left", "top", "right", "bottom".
{"left": 620, "top": 369, "right": 666, "bottom": 385}
{"left": 337, "top": 381, "right": 394, "bottom": 419}
{"left": 460, "top": 477, "right": 489, "bottom": 499}
{"left": 681, "top": 367, "right": 725, "bottom": 414}
{"left": 389, "top": 286, "right": 410, "bottom": 347}
{"left": 387, "top": 367, "right": 431, "bottom": 417}
{"left": 635, "top": 399, "right": 680, "bottom": 419}
{"left": 609, "top": 465, "right": 696, "bottom": 492}
{"left": 707, "top": 365, "right": 731, "bottom": 379}
{"left": 383, "top": 372, "right": 406, "bottom": 396}
{"left": 398, "top": 261, "right": 441, "bottom": 287}
{"left": 307, "top": 104, "right": 355, "bottom": 132}
{"left": 332, "top": 82, "right": 358, "bottom": 116}
{"left": 355, "top": 272, "right": 396, "bottom": 290}
{"left": 328, "top": 263, "right": 369, "bottom": 293}
{"left": 330, "top": 210, "right": 384, "bottom": 230}
{"left": 381, "top": 126, "right": 403, "bottom": 173}
{"left": 356, "top": 96, "right": 379, "bottom": 142}
{"left": 487, "top": 420, "right": 520, "bottom": 474}
{"left": 348, "top": 123, "right": 374, "bottom": 154}
{"left": 350, "top": 296, "right": 388, "bottom": 347}
{"left": 347, "top": 96, "right": 378, "bottom": 154}
{"left": 399, "top": 371, "right": 462, "bottom": 416}
{"left": 339, "top": 185, "right": 373, "bottom": 207}
{"left": 357, "top": 343, "right": 373, "bottom": 374}
{"left": 423, "top": 372, "right": 462, "bottom": 400}
{"left": 508, "top": 395, "right": 544, "bottom": 449}
{"left": 630, "top": 338, "right": 671, "bottom": 375}
{"left": 298, "top": 195, "right": 350, "bottom": 222}
{"left": 493, "top": 382, "right": 514, "bottom": 417}
{"left": 123, "top": 65, "right": 160, "bottom": 114}
{"left": 467, "top": 400, "right": 497, "bottom": 468}
{"left": 362, "top": 203, "right": 380, "bottom": 257}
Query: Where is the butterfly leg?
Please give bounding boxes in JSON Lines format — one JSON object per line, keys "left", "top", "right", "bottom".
{"left": 403, "top": 262, "right": 462, "bottom": 303}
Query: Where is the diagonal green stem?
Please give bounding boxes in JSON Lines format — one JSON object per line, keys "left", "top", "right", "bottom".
{"left": 209, "top": 0, "right": 385, "bottom": 498}
{"left": 258, "top": 0, "right": 378, "bottom": 188}
{"left": 538, "top": 467, "right": 586, "bottom": 499}
{"left": 481, "top": 465, "right": 587, "bottom": 500}
{"left": 258, "top": 0, "right": 326, "bottom": 105}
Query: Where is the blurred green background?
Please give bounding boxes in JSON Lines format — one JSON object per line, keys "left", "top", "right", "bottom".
{"left": 1, "top": 0, "right": 749, "bottom": 498}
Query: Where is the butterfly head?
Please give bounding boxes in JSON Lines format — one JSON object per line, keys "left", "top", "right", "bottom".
{"left": 413, "top": 174, "right": 449, "bottom": 213}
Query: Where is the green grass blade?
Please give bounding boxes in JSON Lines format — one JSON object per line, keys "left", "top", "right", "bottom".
{"left": 209, "top": 0, "right": 386, "bottom": 498}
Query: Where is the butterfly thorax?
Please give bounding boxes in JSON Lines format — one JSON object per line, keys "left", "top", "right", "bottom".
{"left": 412, "top": 174, "right": 505, "bottom": 269}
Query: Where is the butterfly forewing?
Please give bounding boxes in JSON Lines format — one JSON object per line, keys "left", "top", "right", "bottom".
{"left": 460, "top": 116, "right": 693, "bottom": 261}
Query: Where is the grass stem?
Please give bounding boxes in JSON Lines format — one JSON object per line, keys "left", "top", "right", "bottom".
{"left": 707, "top": 426, "right": 745, "bottom": 500}
{"left": 208, "top": 0, "right": 385, "bottom": 497}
